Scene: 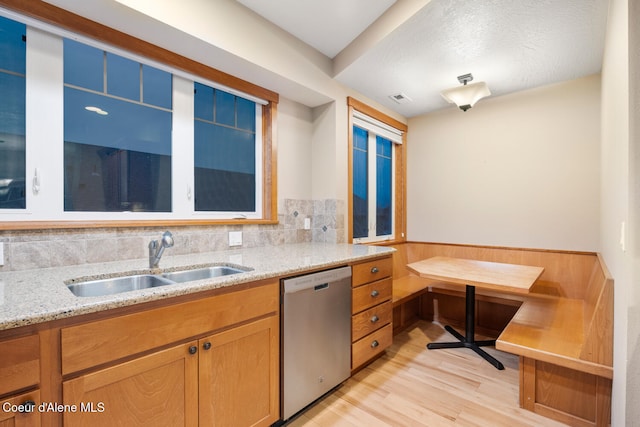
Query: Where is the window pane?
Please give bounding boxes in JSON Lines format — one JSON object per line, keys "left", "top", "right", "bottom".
{"left": 106, "top": 53, "right": 140, "bottom": 101}
{"left": 194, "top": 83, "right": 257, "bottom": 212}
{"left": 376, "top": 136, "right": 392, "bottom": 236}
{"left": 64, "top": 39, "right": 103, "bottom": 92}
{"left": 0, "top": 16, "right": 26, "bottom": 74}
{"left": 215, "top": 90, "right": 235, "bottom": 127}
{"left": 64, "top": 54, "right": 172, "bottom": 212}
{"left": 143, "top": 65, "right": 172, "bottom": 109}
{"left": 0, "top": 17, "right": 26, "bottom": 209}
{"left": 194, "top": 82, "right": 214, "bottom": 121}
{"left": 236, "top": 97, "right": 255, "bottom": 131}
{"left": 352, "top": 126, "right": 368, "bottom": 238}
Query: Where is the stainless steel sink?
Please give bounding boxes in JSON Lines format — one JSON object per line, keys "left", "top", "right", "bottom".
{"left": 161, "top": 266, "right": 248, "bottom": 283}
{"left": 67, "top": 274, "right": 175, "bottom": 297}
{"left": 66, "top": 265, "right": 250, "bottom": 297}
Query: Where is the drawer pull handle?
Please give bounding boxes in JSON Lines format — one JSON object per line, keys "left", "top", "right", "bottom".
{"left": 203, "top": 342, "right": 212, "bottom": 351}
{"left": 189, "top": 345, "right": 198, "bottom": 355}
{"left": 371, "top": 340, "right": 379, "bottom": 348}
{"left": 19, "top": 400, "right": 36, "bottom": 413}
{"left": 370, "top": 315, "right": 379, "bottom": 323}
{"left": 371, "top": 267, "right": 379, "bottom": 274}
{"left": 370, "top": 290, "right": 379, "bottom": 298}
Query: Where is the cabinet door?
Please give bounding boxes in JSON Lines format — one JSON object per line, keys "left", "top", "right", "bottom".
{"left": 63, "top": 342, "right": 198, "bottom": 427}
{"left": 0, "top": 390, "right": 40, "bottom": 427}
{"left": 199, "top": 315, "right": 279, "bottom": 427}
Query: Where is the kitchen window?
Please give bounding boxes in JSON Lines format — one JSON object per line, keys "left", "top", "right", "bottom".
{"left": 0, "top": 15, "right": 26, "bottom": 210}
{"left": 0, "top": 6, "right": 277, "bottom": 228}
{"left": 63, "top": 39, "right": 173, "bottom": 212}
{"left": 348, "top": 97, "right": 407, "bottom": 243}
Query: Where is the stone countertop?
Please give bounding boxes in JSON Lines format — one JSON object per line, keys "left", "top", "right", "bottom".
{"left": 0, "top": 243, "right": 394, "bottom": 331}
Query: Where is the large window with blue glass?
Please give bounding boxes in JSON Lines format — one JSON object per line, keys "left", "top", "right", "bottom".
{"left": 0, "top": 16, "right": 26, "bottom": 209}
{"left": 351, "top": 104, "right": 404, "bottom": 243}
{"left": 194, "top": 82, "right": 257, "bottom": 212}
{"left": 63, "top": 39, "right": 173, "bottom": 212}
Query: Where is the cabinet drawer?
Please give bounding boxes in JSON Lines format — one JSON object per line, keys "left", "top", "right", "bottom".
{"left": 0, "top": 334, "right": 39, "bottom": 396}
{"left": 351, "top": 323, "right": 392, "bottom": 370}
{"left": 352, "top": 301, "right": 392, "bottom": 342}
{"left": 352, "top": 257, "right": 392, "bottom": 288}
{"left": 352, "top": 278, "right": 392, "bottom": 314}
{"left": 61, "top": 281, "right": 278, "bottom": 375}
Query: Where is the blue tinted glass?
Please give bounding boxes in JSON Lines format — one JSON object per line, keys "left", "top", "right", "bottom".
{"left": 0, "top": 16, "right": 26, "bottom": 74}
{"left": 106, "top": 53, "right": 140, "bottom": 101}
{"left": 215, "top": 90, "right": 235, "bottom": 126}
{"left": 376, "top": 136, "right": 392, "bottom": 236}
{"left": 236, "top": 97, "right": 255, "bottom": 131}
{"left": 64, "top": 39, "right": 103, "bottom": 91}
{"left": 194, "top": 82, "right": 214, "bottom": 121}
{"left": 0, "top": 73, "right": 26, "bottom": 209}
{"left": 353, "top": 126, "right": 368, "bottom": 150}
{"left": 194, "top": 121, "right": 255, "bottom": 212}
{"left": 352, "top": 127, "right": 368, "bottom": 238}
{"left": 376, "top": 153, "right": 392, "bottom": 236}
{"left": 142, "top": 65, "right": 172, "bottom": 109}
{"left": 376, "top": 135, "right": 392, "bottom": 157}
{"left": 64, "top": 87, "right": 172, "bottom": 212}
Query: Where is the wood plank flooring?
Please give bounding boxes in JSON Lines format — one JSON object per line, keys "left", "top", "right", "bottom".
{"left": 288, "top": 321, "right": 568, "bottom": 427}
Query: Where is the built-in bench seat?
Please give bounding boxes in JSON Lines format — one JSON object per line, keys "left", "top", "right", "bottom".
{"left": 383, "top": 241, "right": 613, "bottom": 427}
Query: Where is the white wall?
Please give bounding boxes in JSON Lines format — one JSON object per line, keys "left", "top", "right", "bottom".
{"left": 277, "top": 98, "right": 313, "bottom": 201}
{"left": 407, "top": 75, "right": 601, "bottom": 251}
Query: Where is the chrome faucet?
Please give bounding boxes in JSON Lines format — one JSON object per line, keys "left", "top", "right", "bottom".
{"left": 149, "top": 231, "right": 174, "bottom": 268}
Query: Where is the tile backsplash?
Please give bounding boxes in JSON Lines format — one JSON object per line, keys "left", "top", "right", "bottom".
{"left": 0, "top": 198, "right": 346, "bottom": 271}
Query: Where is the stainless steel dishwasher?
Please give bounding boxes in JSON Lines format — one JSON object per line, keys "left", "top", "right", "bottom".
{"left": 281, "top": 266, "right": 352, "bottom": 422}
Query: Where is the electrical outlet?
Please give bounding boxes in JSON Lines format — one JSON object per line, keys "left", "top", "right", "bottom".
{"left": 228, "top": 231, "right": 243, "bottom": 247}
{"left": 304, "top": 218, "right": 311, "bottom": 230}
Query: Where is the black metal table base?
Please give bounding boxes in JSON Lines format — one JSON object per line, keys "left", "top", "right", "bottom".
{"left": 426, "top": 284, "right": 505, "bottom": 370}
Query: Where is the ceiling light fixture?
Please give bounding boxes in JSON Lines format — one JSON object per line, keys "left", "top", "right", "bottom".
{"left": 441, "top": 73, "right": 490, "bottom": 112}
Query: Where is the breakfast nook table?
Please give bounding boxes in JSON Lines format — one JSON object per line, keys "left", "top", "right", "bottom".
{"left": 406, "top": 256, "right": 544, "bottom": 370}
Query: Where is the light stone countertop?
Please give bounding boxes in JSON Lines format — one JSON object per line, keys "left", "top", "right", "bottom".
{"left": 0, "top": 243, "right": 394, "bottom": 331}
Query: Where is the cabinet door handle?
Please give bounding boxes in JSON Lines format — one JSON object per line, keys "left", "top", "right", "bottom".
{"left": 370, "top": 290, "right": 379, "bottom": 297}
{"left": 203, "top": 342, "right": 212, "bottom": 351}
{"left": 19, "top": 400, "right": 36, "bottom": 413}
{"left": 370, "top": 340, "right": 379, "bottom": 348}
{"left": 370, "top": 315, "right": 379, "bottom": 323}
{"left": 371, "top": 267, "right": 379, "bottom": 274}
{"left": 188, "top": 345, "right": 198, "bottom": 355}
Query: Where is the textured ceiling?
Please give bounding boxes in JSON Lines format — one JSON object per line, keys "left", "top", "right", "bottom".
{"left": 242, "top": 0, "right": 610, "bottom": 117}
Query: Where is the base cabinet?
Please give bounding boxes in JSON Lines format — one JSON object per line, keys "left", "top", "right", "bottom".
{"left": 63, "top": 342, "right": 198, "bottom": 427}
{"left": 62, "top": 315, "right": 279, "bottom": 427}
{"left": 0, "top": 390, "right": 41, "bottom": 427}
{"left": 199, "top": 316, "right": 279, "bottom": 427}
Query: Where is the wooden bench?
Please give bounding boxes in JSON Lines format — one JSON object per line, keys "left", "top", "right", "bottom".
{"left": 382, "top": 241, "right": 613, "bottom": 427}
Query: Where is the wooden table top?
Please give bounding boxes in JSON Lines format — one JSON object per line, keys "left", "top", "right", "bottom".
{"left": 406, "top": 256, "right": 545, "bottom": 295}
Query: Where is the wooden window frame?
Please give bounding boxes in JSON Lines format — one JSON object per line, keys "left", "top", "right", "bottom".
{"left": 0, "top": 0, "right": 278, "bottom": 230}
{"left": 347, "top": 97, "right": 407, "bottom": 244}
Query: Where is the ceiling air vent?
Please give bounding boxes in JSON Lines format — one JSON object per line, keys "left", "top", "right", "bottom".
{"left": 389, "top": 93, "right": 412, "bottom": 104}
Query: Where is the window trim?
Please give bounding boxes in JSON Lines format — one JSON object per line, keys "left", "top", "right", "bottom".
{"left": 0, "top": 1, "right": 278, "bottom": 230}
{"left": 347, "top": 97, "right": 407, "bottom": 244}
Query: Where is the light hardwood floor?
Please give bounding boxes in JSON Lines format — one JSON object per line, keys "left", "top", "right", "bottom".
{"left": 289, "top": 321, "right": 568, "bottom": 427}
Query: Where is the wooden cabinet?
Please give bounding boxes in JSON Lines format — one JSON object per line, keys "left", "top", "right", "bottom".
{"left": 61, "top": 282, "right": 279, "bottom": 427}
{"left": 351, "top": 256, "right": 393, "bottom": 370}
{"left": 63, "top": 342, "right": 198, "bottom": 427}
{"left": 199, "top": 315, "right": 279, "bottom": 427}
{"left": 0, "top": 334, "right": 41, "bottom": 427}
{"left": 0, "top": 390, "right": 41, "bottom": 427}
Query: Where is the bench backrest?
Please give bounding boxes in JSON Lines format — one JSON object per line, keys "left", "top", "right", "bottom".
{"left": 386, "top": 242, "right": 598, "bottom": 299}
{"left": 580, "top": 254, "right": 614, "bottom": 365}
